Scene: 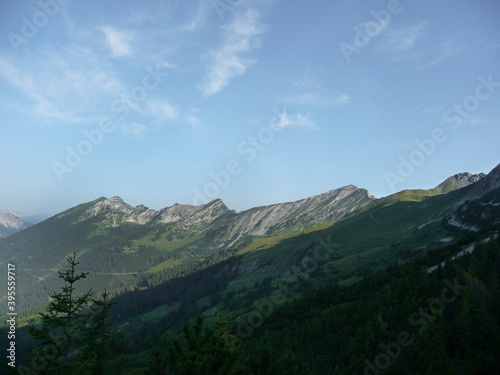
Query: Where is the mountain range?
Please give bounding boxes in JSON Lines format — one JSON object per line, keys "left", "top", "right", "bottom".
{"left": 1, "top": 164, "right": 500, "bottom": 374}
{"left": 0, "top": 171, "right": 485, "bottom": 240}
{"left": 0, "top": 167, "right": 495, "bottom": 319}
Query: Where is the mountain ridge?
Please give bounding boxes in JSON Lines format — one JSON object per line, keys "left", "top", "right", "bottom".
{"left": 0, "top": 166, "right": 495, "bottom": 318}
{"left": 74, "top": 185, "right": 375, "bottom": 239}
{"left": 0, "top": 169, "right": 488, "bottom": 241}
{"left": 432, "top": 171, "right": 486, "bottom": 194}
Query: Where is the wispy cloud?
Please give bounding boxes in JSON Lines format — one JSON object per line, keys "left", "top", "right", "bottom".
{"left": 274, "top": 109, "right": 315, "bottom": 129}
{"left": 183, "top": 113, "right": 202, "bottom": 127}
{"left": 380, "top": 142, "right": 415, "bottom": 152}
{"left": 290, "top": 73, "right": 323, "bottom": 90}
{"left": 179, "top": 0, "right": 210, "bottom": 31}
{"left": 357, "top": 18, "right": 390, "bottom": 39}
{"left": 379, "top": 21, "right": 428, "bottom": 52}
{"left": 403, "top": 105, "right": 445, "bottom": 117}
{"left": 416, "top": 39, "right": 466, "bottom": 69}
{"left": 146, "top": 99, "right": 179, "bottom": 122}
{"left": 376, "top": 21, "right": 465, "bottom": 68}
{"left": 118, "top": 122, "right": 149, "bottom": 139}
{"left": 280, "top": 91, "right": 351, "bottom": 107}
{"left": 0, "top": 46, "right": 123, "bottom": 125}
{"left": 101, "top": 26, "right": 134, "bottom": 57}
{"left": 199, "top": 8, "right": 265, "bottom": 96}
{"left": 278, "top": 71, "right": 351, "bottom": 108}
{"left": 182, "top": 107, "right": 202, "bottom": 127}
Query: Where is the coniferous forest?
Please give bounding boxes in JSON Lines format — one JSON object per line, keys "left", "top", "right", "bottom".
{"left": 3, "top": 224, "right": 500, "bottom": 375}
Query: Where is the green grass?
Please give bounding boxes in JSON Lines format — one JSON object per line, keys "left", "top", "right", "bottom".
{"left": 135, "top": 229, "right": 203, "bottom": 252}
{"left": 140, "top": 302, "right": 180, "bottom": 323}
{"left": 146, "top": 257, "right": 187, "bottom": 274}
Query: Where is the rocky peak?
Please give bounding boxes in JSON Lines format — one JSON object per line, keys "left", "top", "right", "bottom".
{"left": 223, "top": 185, "right": 375, "bottom": 244}
{"left": 158, "top": 199, "right": 229, "bottom": 225}
{"left": 79, "top": 197, "right": 158, "bottom": 225}
{"left": 158, "top": 203, "right": 200, "bottom": 224}
{"left": 478, "top": 164, "right": 500, "bottom": 193}
{"left": 82, "top": 197, "right": 133, "bottom": 218}
{"left": 0, "top": 210, "right": 31, "bottom": 238}
{"left": 72, "top": 185, "right": 374, "bottom": 242}
{"left": 434, "top": 172, "right": 486, "bottom": 194}
{"left": 79, "top": 196, "right": 231, "bottom": 228}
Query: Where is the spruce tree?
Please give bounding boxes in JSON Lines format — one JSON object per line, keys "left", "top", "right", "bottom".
{"left": 27, "top": 252, "right": 92, "bottom": 374}
{"left": 22, "top": 253, "right": 117, "bottom": 374}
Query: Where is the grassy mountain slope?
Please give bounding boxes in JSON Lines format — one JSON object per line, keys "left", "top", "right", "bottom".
{"left": 77, "top": 165, "right": 499, "bottom": 345}
{"left": 0, "top": 167, "right": 495, "bottom": 327}
{"left": 0, "top": 186, "right": 373, "bottom": 319}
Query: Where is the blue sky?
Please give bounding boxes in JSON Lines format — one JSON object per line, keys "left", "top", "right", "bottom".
{"left": 1, "top": 0, "right": 499, "bottom": 216}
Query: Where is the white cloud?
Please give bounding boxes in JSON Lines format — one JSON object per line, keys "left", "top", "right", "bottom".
{"left": 403, "top": 105, "right": 445, "bottom": 117}
{"left": 101, "top": 26, "right": 134, "bottom": 57}
{"left": 380, "top": 142, "right": 415, "bottom": 152}
{"left": 118, "top": 122, "right": 149, "bottom": 139}
{"left": 281, "top": 91, "right": 351, "bottom": 107}
{"left": 357, "top": 18, "right": 390, "bottom": 39}
{"left": 180, "top": 107, "right": 202, "bottom": 127}
{"left": 0, "top": 45, "right": 123, "bottom": 125}
{"left": 380, "top": 21, "right": 428, "bottom": 52}
{"left": 416, "top": 39, "right": 465, "bottom": 69}
{"left": 199, "top": 8, "right": 265, "bottom": 96}
{"left": 146, "top": 99, "right": 179, "bottom": 121}
{"left": 183, "top": 113, "right": 202, "bottom": 127}
{"left": 375, "top": 21, "right": 466, "bottom": 68}
{"left": 274, "top": 109, "right": 315, "bottom": 129}
{"left": 290, "top": 74, "right": 322, "bottom": 90}
{"left": 179, "top": 0, "right": 210, "bottom": 31}
{"left": 279, "top": 72, "right": 351, "bottom": 107}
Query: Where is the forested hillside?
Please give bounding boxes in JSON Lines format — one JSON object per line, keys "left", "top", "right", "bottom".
{"left": 1, "top": 166, "right": 499, "bottom": 374}
{"left": 4, "top": 223, "right": 500, "bottom": 374}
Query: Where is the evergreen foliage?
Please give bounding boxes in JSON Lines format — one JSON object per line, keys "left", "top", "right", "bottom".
{"left": 8, "top": 226, "right": 500, "bottom": 374}
{"left": 15, "top": 254, "right": 117, "bottom": 375}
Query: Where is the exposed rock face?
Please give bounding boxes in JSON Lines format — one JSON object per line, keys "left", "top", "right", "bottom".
{"left": 79, "top": 196, "right": 159, "bottom": 225}
{"left": 77, "top": 186, "right": 375, "bottom": 242}
{"left": 434, "top": 172, "right": 486, "bottom": 194}
{"left": 0, "top": 210, "right": 31, "bottom": 238}
{"left": 158, "top": 199, "right": 229, "bottom": 227}
{"left": 479, "top": 164, "right": 500, "bottom": 193}
{"left": 423, "top": 165, "right": 500, "bottom": 233}
{"left": 225, "top": 185, "right": 374, "bottom": 242}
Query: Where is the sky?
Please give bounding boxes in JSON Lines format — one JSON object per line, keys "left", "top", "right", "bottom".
{"left": 0, "top": 0, "right": 499, "bottom": 216}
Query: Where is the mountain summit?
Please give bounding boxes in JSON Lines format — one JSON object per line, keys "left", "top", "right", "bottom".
{"left": 433, "top": 172, "right": 486, "bottom": 194}
{"left": 72, "top": 185, "right": 375, "bottom": 242}
{"left": 0, "top": 210, "right": 31, "bottom": 238}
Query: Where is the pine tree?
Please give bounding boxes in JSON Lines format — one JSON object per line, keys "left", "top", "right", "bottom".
{"left": 163, "top": 315, "right": 242, "bottom": 374}
{"left": 27, "top": 253, "right": 92, "bottom": 374}
{"left": 78, "top": 290, "right": 118, "bottom": 374}
{"left": 23, "top": 253, "right": 117, "bottom": 375}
